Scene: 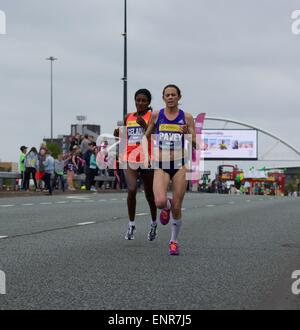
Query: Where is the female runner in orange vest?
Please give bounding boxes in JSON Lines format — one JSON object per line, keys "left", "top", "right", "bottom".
{"left": 114, "top": 89, "right": 157, "bottom": 241}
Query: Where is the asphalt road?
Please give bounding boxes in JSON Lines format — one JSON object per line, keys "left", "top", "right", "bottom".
{"left": 0, "top": 192, "right": 300, "bottom": 310}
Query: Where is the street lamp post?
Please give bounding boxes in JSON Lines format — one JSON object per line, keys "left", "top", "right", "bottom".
{"left": 46, "top": 56, "right": 58, "bottom": 141}
{"left": 122, "top": 0, "right": 127, "bottom": 120}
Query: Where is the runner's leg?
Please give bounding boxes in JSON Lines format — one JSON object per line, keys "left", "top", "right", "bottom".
{"left": 123, "top": 168, "right": 139, "bottom": 240}
{"left": 170, "top": 167, "right": 188, "bottom": 220}
{"left": 153, "top": 169, "right": 170, "bottom": 210}
{"left": 168, "top": 167, "right": 188, "bottom": 255}
{"left": 124, "top": 168, "right": 138, "bottom": 221}
{"left": 140, "top": 170, "right": 158, "bottom": 241}
{"left": 140, "top": 170, "right": 156, "bottom": 221}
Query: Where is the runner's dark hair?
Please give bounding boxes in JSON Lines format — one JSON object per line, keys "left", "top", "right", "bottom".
{"left": 163, "top": 84, "right": 182, "bottom": 97}
{"left": 135, "top": 88, "right": 152, "bottom": 111}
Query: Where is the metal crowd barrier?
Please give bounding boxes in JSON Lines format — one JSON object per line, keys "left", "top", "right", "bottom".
{"left": 0, "top": 172, "right": 115, "bottom": 190}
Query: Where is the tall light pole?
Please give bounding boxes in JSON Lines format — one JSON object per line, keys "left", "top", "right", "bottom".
{"left": 46, "top": 56, "right": 58, "bottom": 141}
{"left": 122, "top": 0, "right": 127, "bottom": 120}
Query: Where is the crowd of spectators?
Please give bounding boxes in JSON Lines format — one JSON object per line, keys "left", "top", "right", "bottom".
{"left": 17, "top": 133, "right": 127, "bottom": 194}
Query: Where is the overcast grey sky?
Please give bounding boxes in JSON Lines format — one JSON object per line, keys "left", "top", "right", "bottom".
{"left": 1, "top": 0, "right": 300, "bottom": 171}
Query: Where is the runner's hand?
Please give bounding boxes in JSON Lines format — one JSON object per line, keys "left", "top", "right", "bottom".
{"left": 113, "top": 128, "right": 120, "bottom": 137}
{"left": 179, "top": 125, "right": 189, "bottom": 134}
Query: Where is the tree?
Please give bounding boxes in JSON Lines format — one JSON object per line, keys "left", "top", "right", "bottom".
{"left": 46, "top": 142, "right": 61, "bottom": 159}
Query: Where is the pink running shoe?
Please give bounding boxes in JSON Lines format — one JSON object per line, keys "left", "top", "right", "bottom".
{"left": 169, "top": 241, "right": 180, "bottom": 256}
{"left": 159, "top": 198, "right": 172, "bottom": 225}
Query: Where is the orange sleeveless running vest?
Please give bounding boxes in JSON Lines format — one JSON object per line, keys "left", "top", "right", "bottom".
{"left": 123, "top": 111, "right": 152, "bottom": 163}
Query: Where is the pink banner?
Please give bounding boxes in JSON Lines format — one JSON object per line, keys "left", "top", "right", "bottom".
{"left": 191, "top": 113, "right": 206, "bottom": 184}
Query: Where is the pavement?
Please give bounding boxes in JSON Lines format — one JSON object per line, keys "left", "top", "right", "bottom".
{"left": 0, "top": 192, "right": 300, "bottom": 310}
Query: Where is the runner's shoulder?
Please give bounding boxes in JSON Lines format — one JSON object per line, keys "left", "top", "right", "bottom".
{"left": 184, "top": 112, "right": 194, "bottom": 122}
{"left": 150, "top": 110, "right": 160, "bottom": 123}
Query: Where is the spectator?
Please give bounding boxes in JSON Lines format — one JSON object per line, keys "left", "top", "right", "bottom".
{"left": 80, "top": 134, "right": 90, "bottom": 155}
{"left": 52, "top": 154, "right": 66, "bottom": 192}
{"left": 24, "top": 147, "right": 39, "bottom": 191}
{"left": 88, "top": 146, "right": 99, "bottom": 192}
{"left": 43, "top": 149, "right": 55, "bottom": 195}
{"left": 69, "top": 133, "right": 81, "bottom": 151}
{"left": 75, "top": 147, "right": 85, "bottom": 175}
{"left": 66, "top": 146, "right": 79, "bottom": 191}
{"left": 83, "top": 142, "right": 96, "bottom": 190}
{"left": 36, "top": 147, "right": 46, "bottom": 191}
{"left": 19, "top": 145, "right": 28, "bottom": 190}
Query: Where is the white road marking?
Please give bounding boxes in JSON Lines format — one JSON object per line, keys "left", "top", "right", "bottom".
{"left": 66, "top": 196, "right": 90, "bottom": 200}
{"left": 206, "top": 205, "right": 215, "bottom": 207}
{"left": 99, "top": 199, "right": 107, "bottom": 202}
{"left": 228, "top": 202, "right": 235, "bottom": 205}
{"left": 181, "top": 208, "right": 186, "bottom": 211}
{"left": 110, "top": 198, "right": 118, "bottom": 201}
{"left": 246, "top": 200, "right": 251, "bottom": 202}
{"left": 56, "top": 201, "right": 67, "bottom": 204}
{"left": 22, "top": 203, "right": 34, "bottom": 206}
{"left": 76, "top": 222, "right": 96, "bottom": 226}
{"left": 0, "top": 236, "right": 8, "bottom": 239}
{"left": 39, "top": 202, "right": 52, "bottom": 205}
{"left": 0, "top": 205, "right": 14, "bottom": 208}
{"left": 136, "top": 213, "right": 149, "bottom": 216}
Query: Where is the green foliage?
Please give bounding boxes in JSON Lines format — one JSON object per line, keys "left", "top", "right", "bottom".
{"left": 46, "top": 142, "right": 61, "bottom": 159}
{"left": 285, "top": 181, "right": 297, "bottom": 195}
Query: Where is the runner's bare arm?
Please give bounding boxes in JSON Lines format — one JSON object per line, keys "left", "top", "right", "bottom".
{"left": 185, "top": 113, "right": 198, "bottom": 149}
{"left": 113, "top": 114, "right": 130, "bottom": 137}
{"left": 144, "top": 111, "right": 158, "bottom": 138}
{"left": 142, "top": 111, "right": 158, "bottom": 167}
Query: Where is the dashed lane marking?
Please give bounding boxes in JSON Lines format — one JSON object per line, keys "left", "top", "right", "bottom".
{"left": 66, "top": 196, "right": 90, "bottom": 200}
{"left": 76, "top": 222, "right": 96, "bottom": 226}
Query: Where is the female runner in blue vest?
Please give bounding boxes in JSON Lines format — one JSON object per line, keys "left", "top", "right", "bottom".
{"left": 143, "top": 84, "right": 196, "bottom": 255}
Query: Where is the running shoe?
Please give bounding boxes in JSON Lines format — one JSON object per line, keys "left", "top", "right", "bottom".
{"left": 169, "top": 241, "right": 180, "bottom": 256}
{"left": 148, "top": 223, "right": 157, "bottom": 241}
{"left": 159, "top": 198, "right": 172, "bottom": 225}
{"left": 125, "top": 225, "right": 136, "bottom": 240}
